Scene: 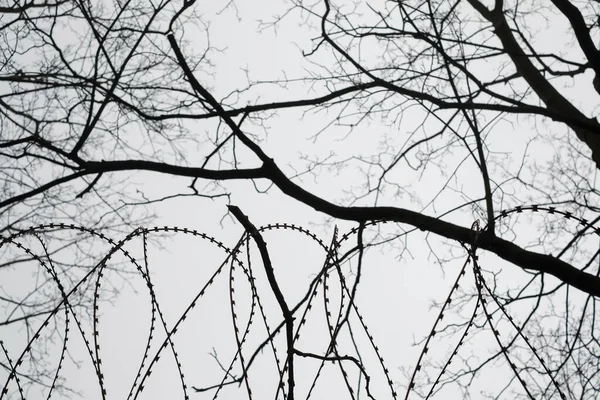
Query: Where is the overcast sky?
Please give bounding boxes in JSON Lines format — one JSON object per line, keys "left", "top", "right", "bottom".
{"left": 1, "top": 0, "right": 597, "bottom": 399}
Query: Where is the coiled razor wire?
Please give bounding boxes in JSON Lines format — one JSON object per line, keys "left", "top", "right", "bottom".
{"left": 0, "top": 204, "right": 597, "bottom": 399}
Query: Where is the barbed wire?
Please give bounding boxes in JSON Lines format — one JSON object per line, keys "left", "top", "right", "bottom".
{"left": 0, "top": 204, "right": 597, "bottom": 399}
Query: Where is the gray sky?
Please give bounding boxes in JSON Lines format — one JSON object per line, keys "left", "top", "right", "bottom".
{"left": 1, "top": 0, "right": 598, "bottom": 399}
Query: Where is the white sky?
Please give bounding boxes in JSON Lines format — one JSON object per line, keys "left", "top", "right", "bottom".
{"left": 1, "top": 0, "right": 598, "bottom": 399}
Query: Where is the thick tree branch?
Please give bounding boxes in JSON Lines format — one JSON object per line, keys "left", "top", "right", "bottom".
{"left": 0, "top": 161, "right": 264, "bottom": 210}
{"left": 84, "top": 160, "right": 264, "bottom": 179}
{"left": 468, "top": 0, "right": 600, "bottom": 167}
{"left": 167, "top": 26, "right": 600, "bottom": 298}
{"left": 227, "top": 205, "right": 295, "bottom": 400}
{"left": 11, "top": 151, "right": 598, "bottom": 298}
{"left": 548, "top": 0, "right": 600, "bottom": 74}
{"left": 264, "top": 166, "right": 600, "bottom": 297}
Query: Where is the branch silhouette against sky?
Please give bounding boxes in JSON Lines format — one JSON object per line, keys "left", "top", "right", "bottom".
{"left": 2, "top": 0, "right": 600, "bottom": 398}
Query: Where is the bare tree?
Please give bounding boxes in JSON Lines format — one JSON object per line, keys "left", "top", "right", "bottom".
{"left": 2, "top": 0, "right": 600, "bottom": 398}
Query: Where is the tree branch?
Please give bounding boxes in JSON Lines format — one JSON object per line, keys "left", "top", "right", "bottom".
{"left": 468, "top": 0, "right": 600, "bottom": 167}
{"left": 227, "top": 205, "right": 295, "bottom": 400}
